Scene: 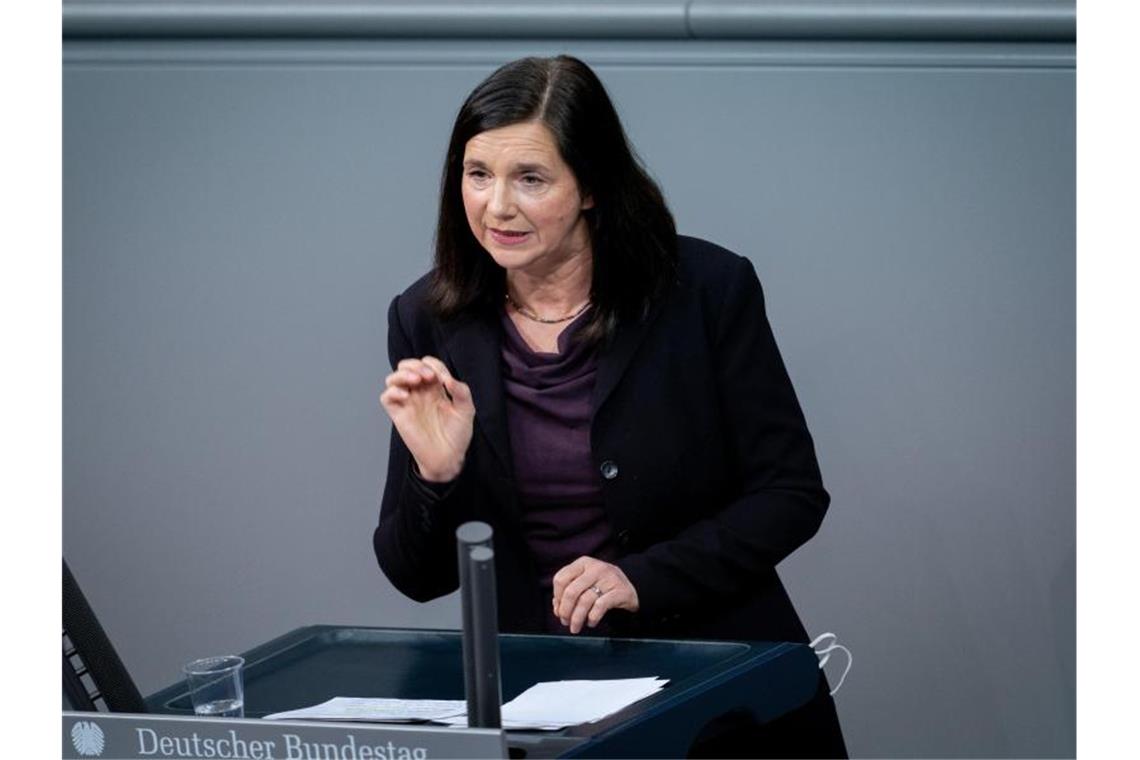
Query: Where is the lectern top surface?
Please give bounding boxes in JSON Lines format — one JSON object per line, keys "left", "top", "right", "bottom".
{"left": 148, "top": 626, "right": 781, "bottom": 720}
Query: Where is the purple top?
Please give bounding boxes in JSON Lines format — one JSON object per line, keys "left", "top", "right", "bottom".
{"left": 500, "top": 308, "right": 617, "bottom": 635}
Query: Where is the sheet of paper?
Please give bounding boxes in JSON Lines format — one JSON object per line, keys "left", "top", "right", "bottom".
{"left": 263, "top": 697, "right": 466, "bottom": 723}
{"left": 436, "top": 715, "right": 568, "bottom": 731}
{"left": 262, "top": 677, "right": 669, "bottom": 730}
{"left": 440, "top": 677, "right": 670, "bottom": 730}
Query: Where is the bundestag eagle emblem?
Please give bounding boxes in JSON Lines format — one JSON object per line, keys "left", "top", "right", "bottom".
{"left": 71, "top": 721, "right": 105, "bottom": 756}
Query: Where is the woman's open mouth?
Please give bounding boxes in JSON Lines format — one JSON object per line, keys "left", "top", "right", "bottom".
{"left": 489, "top": 228, "right": 531, "bottom": 246}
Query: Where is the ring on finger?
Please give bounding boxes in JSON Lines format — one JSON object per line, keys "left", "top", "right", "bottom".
{"left": 590, "top": 585, "right": 604, "bottom": 598}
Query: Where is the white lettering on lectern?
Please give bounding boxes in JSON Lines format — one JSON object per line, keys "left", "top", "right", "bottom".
{"left": 137, "top": 729, "right": 158, "bottom": 755}
{"left": 135, "top": 727, "right": 277, "bottom": 758}
{"left": 283, "top": 734, "right": 427, "bottom": 760}
{"left": 132, "top": 725, "right": 433, "bottom": 760}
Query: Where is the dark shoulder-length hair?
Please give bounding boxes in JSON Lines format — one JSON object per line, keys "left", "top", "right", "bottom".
{"left": 428, "top": 55, "right": 677, "bottom": 344}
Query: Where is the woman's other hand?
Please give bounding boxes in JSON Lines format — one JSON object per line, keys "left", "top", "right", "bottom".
{"left": 552, "top": 556, "right": 640, "bottom": 634}
{"left": 380, "top": 355, "right": 475, "bottom": 482}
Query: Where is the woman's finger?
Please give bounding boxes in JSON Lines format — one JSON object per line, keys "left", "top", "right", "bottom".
{"left": 417, "top": 357, "right": 473, "bottom": 408}
{"left": 396, "top": 358, "right": 436, "bottom": 380}
{"left": 419, "top": 356, "right": 451, "bottom": 380}
{"left": 568, "top": 586, "right": 602, "bottom": 634}
{"left": 396, "top": 358, "right": 422, "bottom": 372}
{"left": 552, "top": 557, "right": 588, "bottom": 609}
{"left": 557, "top": 567, "right": 602, "bottom": 621}
{"left": 419, "top": 357, "right": 472, "bottom": 400}
{"left": 586, "top": 590, "right": 619, "bottom": 628}
{"left": 441, "top": 376, "right": 474, "bottom": 411}
{"left": 380, "top": 386, "right": 409, "bottom": 406}
{"left": 385, "top": 369, "right": 427, "bottom": 388}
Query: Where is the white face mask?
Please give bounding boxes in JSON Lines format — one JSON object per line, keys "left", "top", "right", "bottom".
{"left": 810, "top": 632, "right": 853, "bottom": 696}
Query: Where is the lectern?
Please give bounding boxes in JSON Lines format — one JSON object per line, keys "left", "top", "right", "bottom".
{"left": 142, "top": 625, "right": 820, "bottom": 758}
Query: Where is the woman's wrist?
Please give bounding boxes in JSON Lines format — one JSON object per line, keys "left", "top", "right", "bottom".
{"left": 413, "top": 458, "right": 463, "bottom": 484}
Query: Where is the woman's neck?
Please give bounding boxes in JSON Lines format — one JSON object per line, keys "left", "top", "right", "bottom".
{"left": 506, "top": 244, "right": 593, "bottom": 319}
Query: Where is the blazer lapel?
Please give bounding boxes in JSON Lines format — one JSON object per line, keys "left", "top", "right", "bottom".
{"left": 591, "top": 300, "right": 667, "bottom": 418}
{"left": 438, "top": 309, "right": 513, "bottom": 480}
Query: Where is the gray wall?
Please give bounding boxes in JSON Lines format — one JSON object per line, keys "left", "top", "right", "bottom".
{"left": 63, "top": 2, "right": 1075, "bottom": 757}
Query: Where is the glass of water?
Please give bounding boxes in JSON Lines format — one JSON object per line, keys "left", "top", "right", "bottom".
{"left": 183, "top": 655, "right": 245, "bottom": 718}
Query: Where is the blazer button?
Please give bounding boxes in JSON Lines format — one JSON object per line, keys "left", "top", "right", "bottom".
{"left": 617, "top": 530, "right": 631, "bottom": 547}
{"left": 600, "top": 460, "right": 619, "bottom": 480}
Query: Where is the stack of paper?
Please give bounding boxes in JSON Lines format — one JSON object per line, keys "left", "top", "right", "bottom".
{"left": 264, "top": 697, "right": 466, "bottom": 723}
{"left": 466, "top": 676, "right": 669, "bottom": 730}
{"left": 263, "top": 677, "right": 669, "bottom": 730}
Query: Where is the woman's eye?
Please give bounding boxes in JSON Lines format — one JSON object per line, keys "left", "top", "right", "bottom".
{"left": 467, "top": 170, "right": 489, "bottom": 181}
{"left": 521, "top": 175, "right": 545, "bottom": 187}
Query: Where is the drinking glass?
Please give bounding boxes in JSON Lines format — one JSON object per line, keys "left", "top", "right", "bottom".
{"left": 183, "top": 655, "right": 245, "bottom": 718}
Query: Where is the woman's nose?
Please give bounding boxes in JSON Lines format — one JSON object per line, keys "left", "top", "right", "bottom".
{"left": 488, "top": 180, "right": 515, "bottom": 218}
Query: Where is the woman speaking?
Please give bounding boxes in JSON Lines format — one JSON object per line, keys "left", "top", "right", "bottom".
{"left": 374, "top": 55, "right": 846, "bottom": 757}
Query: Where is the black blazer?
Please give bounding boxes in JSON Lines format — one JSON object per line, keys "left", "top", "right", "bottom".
{"left": 373, "top": 235, "right": 829, "bottom": 644}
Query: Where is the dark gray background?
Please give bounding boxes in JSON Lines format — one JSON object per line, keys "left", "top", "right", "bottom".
{"left": 63, "top": 2, "right": 1075, "bottom": 756}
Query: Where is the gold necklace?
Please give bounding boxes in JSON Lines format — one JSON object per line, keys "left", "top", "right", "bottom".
{"left": 504, "top": 292, "right": 591, "bottom": 324}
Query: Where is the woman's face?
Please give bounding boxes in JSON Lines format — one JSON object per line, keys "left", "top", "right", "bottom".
{"left": 461, "top": 121, "right": 594, "bottom": 276}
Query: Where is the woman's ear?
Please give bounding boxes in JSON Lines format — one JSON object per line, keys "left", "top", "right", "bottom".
{"left": 581, "top": 192, "right": 595, "bottom": 210}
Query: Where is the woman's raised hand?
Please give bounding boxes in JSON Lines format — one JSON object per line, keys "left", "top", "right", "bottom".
{"left": 380, "top": 356, "right": 475, "bottom": 482}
